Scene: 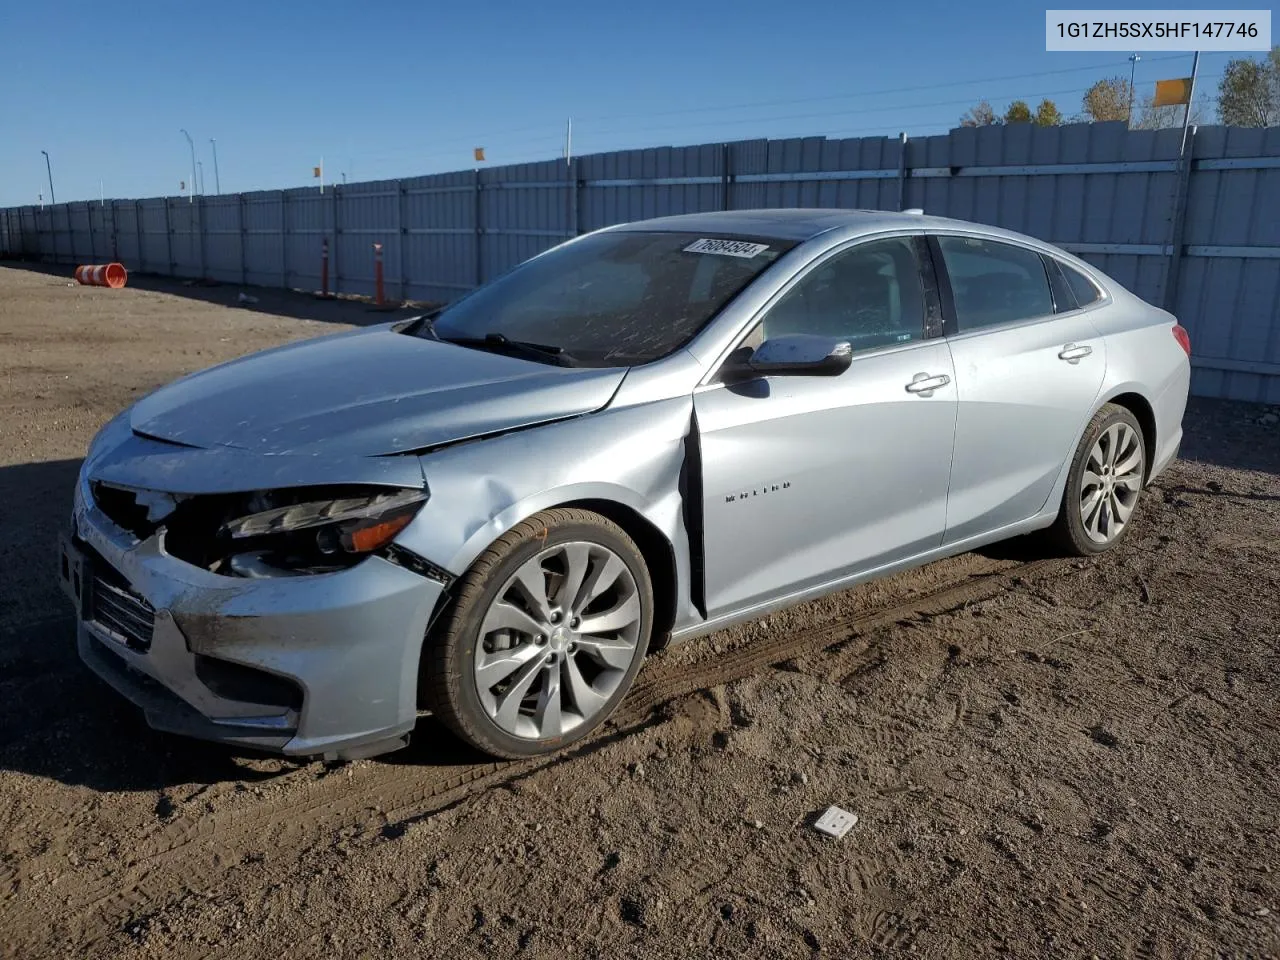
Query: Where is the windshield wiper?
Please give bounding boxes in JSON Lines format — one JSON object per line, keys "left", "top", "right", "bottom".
{"left": 442, "top": 332, "right": 576, "bottom": 366}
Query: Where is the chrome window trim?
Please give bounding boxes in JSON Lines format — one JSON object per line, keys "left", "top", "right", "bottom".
{"left": 929, "top": 230, "right": 1113, "bottom": 339}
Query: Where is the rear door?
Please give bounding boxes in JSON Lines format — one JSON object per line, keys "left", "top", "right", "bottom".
{"left": 930, "top": 234, "right": 1106, "bottom": 544}
{"left": 695, "top": 234, "right": 958, "bottom": 618}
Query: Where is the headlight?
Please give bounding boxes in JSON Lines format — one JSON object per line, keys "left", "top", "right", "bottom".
{"left": 163, "top": 485, "right": 429, "bottom": 577}
{"left": 222, "top": 488, "right": 426, "bottom": 551}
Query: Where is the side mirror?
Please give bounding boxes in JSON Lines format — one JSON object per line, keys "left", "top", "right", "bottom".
{"left": 722, "top": 334, "right": 853, "bottom": 380}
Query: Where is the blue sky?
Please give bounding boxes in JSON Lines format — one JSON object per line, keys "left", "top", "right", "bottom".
{"left": 0, "top": 0, "right": 1237, "bottom": 206}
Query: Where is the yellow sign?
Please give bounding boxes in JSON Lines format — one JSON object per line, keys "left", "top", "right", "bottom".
{"left": 1153, "top": 78, "right": 1193, "bottom": 108}
{"left": 474, "top": 147, "right": 486, "bottom": 162}
{"left": 313, "top": 166, "right": 322, "bottom": 178}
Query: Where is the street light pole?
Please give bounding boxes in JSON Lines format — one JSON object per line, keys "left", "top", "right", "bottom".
{"left": 197, "top": 161, "right": 205, "bottom": 196}
{"left": 180, "top": 129, "right": 197, "bottom": 203}
{"left": 40, "top": 150, "right": 55, "bottom": 204}
{"left": 209, "top": 138, "right": 221, "bottom": 194}
{"left": 1126, "top": 53, "right": 1141, "bottom": 128}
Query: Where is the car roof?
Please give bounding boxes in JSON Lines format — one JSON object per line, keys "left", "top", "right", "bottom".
{"left": 607, "top": 207, "right": 1047, "bottom": 247}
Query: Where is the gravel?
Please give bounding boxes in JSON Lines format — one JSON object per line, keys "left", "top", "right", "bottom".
{"left": 1, "top": 262, "right": 1277, "bottom": 958}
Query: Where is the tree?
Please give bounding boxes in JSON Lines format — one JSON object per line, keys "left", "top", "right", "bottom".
{"left": 1003, "top": 100, "right": 1033, "bottom": 124}
{"left": 1034, "top": 99, "right": 1063, "bottom": 126}
{"left": 1132, "top": 93, "right": 1208, "bottom": 130}
{"left": 960, "top": 100, "right": 999, "bottom": 127}
{"left": 1082, "top": 77, "right": 1133, "bottom": 122}
{"left": 1217, "top": 46, "right": 1280, "bottom": 126}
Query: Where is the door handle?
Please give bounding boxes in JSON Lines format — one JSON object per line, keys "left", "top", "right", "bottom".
{"left": 905, "top": 373, "right": 951, "bottom": 396}
{"left": 1058, "top": 343, "right": 1093, "bottom": 363}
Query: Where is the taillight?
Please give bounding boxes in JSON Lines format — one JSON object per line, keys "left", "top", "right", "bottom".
{"left": 1172, "top": 324, "right": 1191, "bottom": 357}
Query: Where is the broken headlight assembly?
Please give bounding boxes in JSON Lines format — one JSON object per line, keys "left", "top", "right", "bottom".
{"left": 161, "top": 486, "right": 428, "bottom": 577}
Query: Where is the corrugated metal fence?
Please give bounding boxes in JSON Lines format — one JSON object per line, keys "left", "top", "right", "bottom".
{"left": 3, "top": 121, "right": 1279, "bottom": 401}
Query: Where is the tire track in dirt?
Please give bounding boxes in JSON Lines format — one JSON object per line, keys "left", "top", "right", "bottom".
{"left": 3, "top": 554, "right": 1068, "bottom": 953}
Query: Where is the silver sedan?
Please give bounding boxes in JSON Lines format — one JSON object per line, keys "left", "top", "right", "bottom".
{"left": 60, "top": 209, "right": 1191, "bottom": 760}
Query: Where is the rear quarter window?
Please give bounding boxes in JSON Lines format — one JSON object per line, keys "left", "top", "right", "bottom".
{"left": 1060, "top": 262, "right": 1103, "bottom": 307}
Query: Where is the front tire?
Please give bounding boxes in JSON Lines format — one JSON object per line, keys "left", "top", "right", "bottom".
{"left": 423, "top": 507, "right": 653, "bottom": 759}
{"left": 1049, "top": 402, "right": 1147, "bottom": 556}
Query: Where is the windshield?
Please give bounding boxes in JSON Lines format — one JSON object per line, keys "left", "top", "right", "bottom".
{"left": 425, "top": 230, "right": 796, "bottom": 366}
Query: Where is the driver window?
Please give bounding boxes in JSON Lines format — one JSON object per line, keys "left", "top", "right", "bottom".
{"left": 743, "top": 237, "right": 926, "bottom": 354}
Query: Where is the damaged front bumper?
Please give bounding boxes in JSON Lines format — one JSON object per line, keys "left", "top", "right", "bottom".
{"left": 60, "top": 468, "right": 448, "bottom": 760}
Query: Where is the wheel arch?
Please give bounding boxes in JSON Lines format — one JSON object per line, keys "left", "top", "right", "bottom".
{"left": 1036, "top": 383, "right": 1160, "bottom": 522}
{"left": 557, "top": 498, "right": 679, "bottom": 652}
{"left": 1097, "top": 386, "right": 1157, "bottom": 482}
{"left": 438, "top": 483, "right": 682, "bottom": 653}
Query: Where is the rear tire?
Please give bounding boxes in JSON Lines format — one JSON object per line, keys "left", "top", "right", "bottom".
{"left": 1048, "top": 403, "right": 1147, "bottom": 557}
{"left": 423, "top": 507, "right": 653, "bottom": 759}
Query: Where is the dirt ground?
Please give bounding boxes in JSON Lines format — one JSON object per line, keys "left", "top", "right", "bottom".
{"left": 0, "top": 263, "right": 1277, "bottom": 959}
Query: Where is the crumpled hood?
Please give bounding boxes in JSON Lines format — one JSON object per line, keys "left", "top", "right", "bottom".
{"left": 129, "top": 326, "right": 627, "bottom": 457}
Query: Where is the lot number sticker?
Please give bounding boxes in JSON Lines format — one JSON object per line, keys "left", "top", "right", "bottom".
{"left": 684, "top": 238, "right": 771, "bottom": 258}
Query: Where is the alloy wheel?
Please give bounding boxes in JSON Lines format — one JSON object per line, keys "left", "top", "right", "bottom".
{"left": 1079, "top": 421, "right": 1144, "bottom": 544}
{"left": 472, "top": 540, "right": 642, "bottom": 740}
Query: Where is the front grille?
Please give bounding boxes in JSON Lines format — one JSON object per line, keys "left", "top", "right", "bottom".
{"left": 87, "top": 570, "right": 155, "bottom": 651}
{"left": 90, "top": 482, "right": 156, "bottom": 540}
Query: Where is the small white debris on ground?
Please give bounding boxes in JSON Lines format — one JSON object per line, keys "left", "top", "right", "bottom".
{"left": 813, "top": 806, "right": 858, "bottom": 839}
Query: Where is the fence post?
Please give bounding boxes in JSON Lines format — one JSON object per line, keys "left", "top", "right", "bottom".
{"left": 474, "top": 169, "right": 483, "bottom": 288}
{"left": 198, "top": 195, "right": 208, "bottom": 280}
{"left": 720, "top": 143, "right": 731, "bottom": 211}
{"left": 280, "top": 191, "right": 288, "bottom": 288}
{"left": 111, "top": 200, "right": 119, "bottom": 262}
{"left": 163, "top": 199, "right": 174, "bottom": 275}
{"left": 239, "top": 194, "right": 247, "bottom": 286}
{"left": 397, "top": 180, "right": 407, "bottom": 301}
{"left": 134, "top": 201, "right": 145, "bottom": 272}
{"left": 567, "top": 159, "right": 579, "bottom": 239}
{"left": 1163, "top": 125, "right": 1197, "bottom": 312}
{"left": 331, "top": 185, "right": 341, "bottom": 294}
{"left": 134, "top": 201, "right": 144, "bottom": 271}
{"left": 897, "top": 132, "right": 909, "bottom": 211}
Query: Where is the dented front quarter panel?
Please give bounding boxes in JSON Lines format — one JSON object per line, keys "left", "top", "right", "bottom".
{"left": 398, "top": 352, "right": 706, "bottom": 636}
{"left": 72, "top": 348, "right": 710, "bottom": 752}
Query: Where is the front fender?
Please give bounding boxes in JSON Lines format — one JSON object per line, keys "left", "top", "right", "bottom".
{"left": 444, "top": 480, "right": 667, "bottom": 575}
{"left": 394, "top": 398, "right": 700, "bottom": 631}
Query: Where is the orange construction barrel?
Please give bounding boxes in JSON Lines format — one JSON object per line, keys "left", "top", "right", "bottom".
{"left": 74, "top": 263, "right": 128, "bottom": 288}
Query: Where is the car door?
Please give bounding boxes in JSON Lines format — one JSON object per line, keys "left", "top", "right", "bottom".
{"left": 694, "top": 234, "right": 957, "bottom": 619}
{"left": 930, "top": 234, "right": 1106, "bottom": 545}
